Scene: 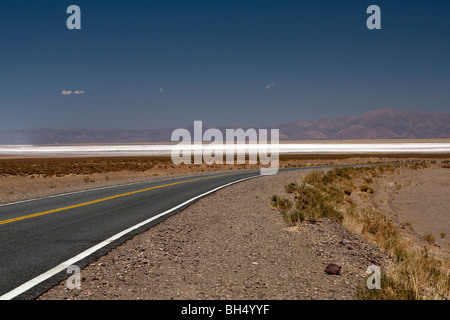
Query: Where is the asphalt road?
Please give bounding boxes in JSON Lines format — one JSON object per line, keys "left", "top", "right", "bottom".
{"left": 0, "top": 163, "right": 382, "bottom": 300}
{"left": 0, "top": 169, "right": 270, "bottom": 299}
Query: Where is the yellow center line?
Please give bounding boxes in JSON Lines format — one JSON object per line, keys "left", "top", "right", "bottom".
{"left": 0, "top": 172, "right": 239, "bottom": 226}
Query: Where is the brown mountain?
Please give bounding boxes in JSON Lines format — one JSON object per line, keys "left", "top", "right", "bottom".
{"left": 271, "top": 108, "right": 450, "bottom": 140}
{"left": 1, "top": 108, "right": 449, "bottom": 144}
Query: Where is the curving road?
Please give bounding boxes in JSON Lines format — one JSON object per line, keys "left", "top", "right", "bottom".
{"left": 0, "top": 164, "right": 374, "bottom": 300}
{"left": 0, "top": 169, "right": 270, "bottom": 300}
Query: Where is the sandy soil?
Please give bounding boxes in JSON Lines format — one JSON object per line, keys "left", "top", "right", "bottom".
{"left": 366, "top": 165, "right": 450, "bottom": 252}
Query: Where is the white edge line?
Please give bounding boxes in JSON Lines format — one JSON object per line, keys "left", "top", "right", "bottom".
{"left": 0, "top": 174, "right": 261, "bottom": 300}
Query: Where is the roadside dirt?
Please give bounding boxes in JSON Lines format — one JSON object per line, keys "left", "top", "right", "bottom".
{"left": 356, "top": 165, "right": 450, "bottom": 253}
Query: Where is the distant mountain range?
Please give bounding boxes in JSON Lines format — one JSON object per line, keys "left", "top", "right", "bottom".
{"left": 1, "top": 108, "right": 449, "bottom": 145}
{"left": 272, "top": 108, "right": 450, "bottom": 140}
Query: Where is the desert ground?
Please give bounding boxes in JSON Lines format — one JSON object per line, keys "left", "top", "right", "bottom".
{"left": 1, "top": 154, "right": 447, "bottom": 205}
{"left": 1, "top": 153, "right": 449, "bottom": 300}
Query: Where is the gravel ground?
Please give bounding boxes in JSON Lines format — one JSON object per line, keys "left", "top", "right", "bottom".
{"left": 38, "top": 169, "right": 391, "bottom": 300}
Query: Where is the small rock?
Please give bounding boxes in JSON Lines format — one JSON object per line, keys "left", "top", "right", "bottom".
{"left": 324, "top": 263, "right": 341, "bottom": 275}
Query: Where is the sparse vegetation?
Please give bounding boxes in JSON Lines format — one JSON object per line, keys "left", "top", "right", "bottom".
{"left": 423, "top": 234, "right": 435, "bottom": 245}
{"left": 270, "top": 195, "right": 292, "bottom": 214}
{"left": 83, "top": 176, "right": 95, "bottom": 183}
{"left": 271, "top": 162, "right": 450, "bottom": 300}
{"left": 283, "top": 210, "right": 305, "bottom": 225}
{"left": 359, "top": 184, "right": 374, "bottom": 194}
{"left": 0, "top": 158, "right": 166, "bottom": 177}
{"left": 292, "top": 183, "right": 344, "bottom": 223}
{"left": 357, "top": 271, "right": 417, "bottom": 300}
{"left": 284, "top": 182, "right": 299, "bottom": 194}
{"left": 364, "top": 177, "right": 373, "bottom": 184}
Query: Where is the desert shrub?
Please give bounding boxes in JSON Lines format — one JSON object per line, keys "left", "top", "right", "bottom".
{"left": 359, "top": 185, "right": 374, "bottom": 194}
{"left": 303, "top": 171, "right": 325, "bottom": 186}
{"left": 364, "top": 177, "right": 373, "bottom": 184}
{"left": 284, "top": 182, "right": 299, "bottom": 194}
{"left": 423, "top": 234, "right": 435, "bottom": 245}
{"left": 270, "top": 195, "right": 292, "bottom": 214}
{"left": 290, "top": 183, "right": 343, "bottom": 223}
{"left": 333, "top": 167, "right": 354, "bottom": 179}
{"left": 283, "top": 211, "right": 305, "bottom": 225}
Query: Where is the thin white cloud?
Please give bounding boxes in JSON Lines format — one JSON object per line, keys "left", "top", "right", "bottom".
{"left": 62, "top": 90, "right": 85, "bottom": 95}
{"left": 160, "top": 87, "right": 163, "bottom": 92}
{"left": 265, "top": 83, "right": 276, "bottom": 89}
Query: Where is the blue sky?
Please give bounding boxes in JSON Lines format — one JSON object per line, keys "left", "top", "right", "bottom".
{"left": 0, "top": 0, "right": 449, "bottom": 129}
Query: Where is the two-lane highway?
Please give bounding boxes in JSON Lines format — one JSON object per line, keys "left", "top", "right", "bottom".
{"left": 0, "top": 169, "right": 265, "bottom": 299}
{"left": 0, "top": 163, "right": 383, "bottom": 300}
